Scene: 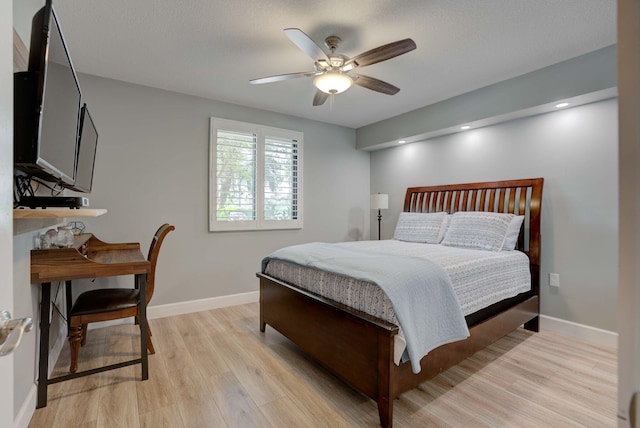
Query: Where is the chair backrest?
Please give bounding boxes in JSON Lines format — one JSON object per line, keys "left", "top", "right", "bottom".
{"left": 145, "top": 223, "right": 175, "bottom": 303}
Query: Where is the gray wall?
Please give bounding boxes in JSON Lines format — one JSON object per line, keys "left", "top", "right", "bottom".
{"left": 370, "top": 98, "right": 618, "bottom": 331}
{"left": 71, "top": 74, "right": 370, "bottom": 304}
{"left": 12, "top": 0, "right": 42, "bottom": 44}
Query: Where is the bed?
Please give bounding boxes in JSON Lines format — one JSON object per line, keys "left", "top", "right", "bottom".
{"left": 257, "top": 178, "right": 543, "bottom": 427}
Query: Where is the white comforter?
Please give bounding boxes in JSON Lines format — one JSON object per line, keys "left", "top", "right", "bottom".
{"left": 340, "top": 240, "right": 532, "bottom": 315}
{"left": 264, "top": 239, "right": 531, "bottom": 364}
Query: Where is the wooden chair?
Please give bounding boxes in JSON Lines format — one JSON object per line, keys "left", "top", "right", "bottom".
{"left": 67, "top": 223, "right": 175, "bottom": 373}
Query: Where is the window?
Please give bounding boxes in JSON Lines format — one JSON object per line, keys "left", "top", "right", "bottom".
{"left": 209, "top": 118, "right": 303, "bottom": 231}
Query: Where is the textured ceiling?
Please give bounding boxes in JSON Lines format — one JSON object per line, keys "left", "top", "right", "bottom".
{"left": 51, "top": 0, "right": 616, "bottom": 128}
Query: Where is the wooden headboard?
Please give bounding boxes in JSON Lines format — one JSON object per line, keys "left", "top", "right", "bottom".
{"left": 403, "top": 178, "right": 544, "bottom": 272}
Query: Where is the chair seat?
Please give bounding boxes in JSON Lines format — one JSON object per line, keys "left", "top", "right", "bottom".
{"left": 70, "top": 288, "right": 140, "bottom": 316}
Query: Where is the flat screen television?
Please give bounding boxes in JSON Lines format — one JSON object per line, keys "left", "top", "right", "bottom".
{"left": 14, "top": 0, "right": 82, "bottom": 186}
{"left": 66, "top": 104, "right": 98, "bottom": 193}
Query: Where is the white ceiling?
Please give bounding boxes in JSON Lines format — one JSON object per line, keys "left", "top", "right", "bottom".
{"left": 52, "top": 0, "right": 616, "bottom": 129}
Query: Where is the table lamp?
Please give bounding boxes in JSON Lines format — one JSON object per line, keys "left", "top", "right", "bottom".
{"left": 370, "top": 193, "right": 389, "bottom": 240}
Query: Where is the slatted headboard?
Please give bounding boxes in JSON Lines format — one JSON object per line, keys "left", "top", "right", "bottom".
{"left": 403, "top": 178, "right": 544, "bottom": 274}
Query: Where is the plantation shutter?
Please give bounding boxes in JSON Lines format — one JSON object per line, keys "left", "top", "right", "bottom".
{"left": 210, "top": 117, "right": 303, "bottom": 231}
{"left": 263, "top": 136, "right": 298, "bottom": 221}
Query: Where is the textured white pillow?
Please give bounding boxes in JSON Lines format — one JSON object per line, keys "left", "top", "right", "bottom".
{"left": 502, "top": 215, "right": 525, "bottom": 251}
{"left": 441, "top": 211, "right": 515, "bottom": 251}
{"left": 438, "top": 214, "right": 450, "bottom": 243}
{"left": 393, "top": 212, "right": 448, "bottom": 243}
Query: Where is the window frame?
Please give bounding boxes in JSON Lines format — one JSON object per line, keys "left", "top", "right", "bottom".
{"left": 209, "top": 117, "right": 303, "bottom": 232}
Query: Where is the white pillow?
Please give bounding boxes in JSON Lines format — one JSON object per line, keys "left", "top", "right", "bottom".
{"left": 393, "top": 212, "right": 448, "bottom": 244}
{"left": 502, "top": 215, "right": 525, "bottom": 251}
{"left": 441, "top": 211, "right": 515, "bottom": 251}
{"left": 438, "top": 214, "right": 451, "bottom": 243}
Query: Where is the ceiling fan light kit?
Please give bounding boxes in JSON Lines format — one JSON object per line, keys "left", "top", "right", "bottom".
{"left": 250, "top": 28, "right": 416, "bottom": 106}
{"left": 314, "top": 71, "right": 353, "bottom": 94}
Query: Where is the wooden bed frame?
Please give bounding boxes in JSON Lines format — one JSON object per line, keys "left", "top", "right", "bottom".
{"left": 257, "top": 178, "right": 543, "bottom": 427}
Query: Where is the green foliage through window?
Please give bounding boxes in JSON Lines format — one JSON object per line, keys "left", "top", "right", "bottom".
{"left": 216, "top": 130, "right": 257, "bottom": 221}
{"left": 264, "top": 137, "right": 298, "bottom": 221}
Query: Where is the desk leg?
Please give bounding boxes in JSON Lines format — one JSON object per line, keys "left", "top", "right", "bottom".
{"left": 36, "top": 282, "right": 51, "bottom": 408}
{"left": 137, "top": 274, "right": 149, "bottom": 381}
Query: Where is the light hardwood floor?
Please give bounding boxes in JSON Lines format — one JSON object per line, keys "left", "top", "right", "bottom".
{"left": 29, "top": 302, "right": 617, "bottom": 427}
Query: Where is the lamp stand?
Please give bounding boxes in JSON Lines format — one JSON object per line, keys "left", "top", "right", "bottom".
{"left": 377, "top": 209, "right": 382, "bottom": 240}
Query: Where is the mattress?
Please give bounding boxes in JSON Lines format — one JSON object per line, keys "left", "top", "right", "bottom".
{"left": 263, "top": 239, "right": 531, "bottom": 363}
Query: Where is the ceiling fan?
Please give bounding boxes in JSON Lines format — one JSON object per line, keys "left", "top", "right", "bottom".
{"left": 250, "top": 28, "right": 417, "bottom": 106}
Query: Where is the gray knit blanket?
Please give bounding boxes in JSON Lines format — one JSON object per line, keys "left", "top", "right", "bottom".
{"left": 262, "top": 242, "right": 470, "bottom": 373}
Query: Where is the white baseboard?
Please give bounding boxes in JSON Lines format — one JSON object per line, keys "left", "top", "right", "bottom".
{"left": 14, "top": 385, "right": 36, "bottom": 428}
{"left": 540, "top": 314, "right": 618, "bottom": 350}
{"left": 147, "top": 291, "right": 259, "bottom": 319}
{"left": 85, "top": 291, "right": 261, "bottom": 329}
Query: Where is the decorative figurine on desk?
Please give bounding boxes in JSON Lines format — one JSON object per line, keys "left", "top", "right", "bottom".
{"left": 56, "top": 226, "right": 74, "bottom": 248}
{"left": 38, "top": 229, "right": 58, "bottom": 249}
{"left": 67, "top": 221, "right": 86, "bottom": 236}
{"left": 35, "top": 234, "right": 48, "bottom": 249}
{"left": 35, "top": 224, "right": 83, "bottom": 250}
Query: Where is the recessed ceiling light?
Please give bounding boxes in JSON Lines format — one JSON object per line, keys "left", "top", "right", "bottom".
{"left": 555, "top": 102, "right": 570, "bottom": 108}
{"left": 460, "top": 125, "right": 471, "bottom": 130}
{"left": 398, "top": 140, "right": 406, "bottom": 144}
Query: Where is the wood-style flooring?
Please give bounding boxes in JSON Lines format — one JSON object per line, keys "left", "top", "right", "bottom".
{"left": 29, "top": 302, "right": 617, "bottom": 427}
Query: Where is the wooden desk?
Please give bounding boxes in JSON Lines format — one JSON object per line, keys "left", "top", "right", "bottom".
{"left": 31, "top": 234, "right": 151, "bottom": 408}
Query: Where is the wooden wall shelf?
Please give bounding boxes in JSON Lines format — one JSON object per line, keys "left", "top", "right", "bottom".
{"left": 13, "top": 209, "right": 107, "bottom": 235}
{"left": 13, "top": 208, "right": 107, "bottom": 219}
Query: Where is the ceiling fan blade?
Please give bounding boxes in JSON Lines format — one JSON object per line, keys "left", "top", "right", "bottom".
{"left": 353, "top": 74, "right": 400, "bottom": 95}
{"left": 250, "top": 71, "right": 317, "bottom": 85}
{"left": 284, "top": 28, "right": 329, "bottom": 61}
{"left": 349, "top": 38, "right": 416, "bottom": 68}
{"left": 312, "top": 90, "right": 329, "bottom": 106}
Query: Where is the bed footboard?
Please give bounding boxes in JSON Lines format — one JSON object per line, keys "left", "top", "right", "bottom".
{"left": 258, "top": 273, "right": 399, "bottom": 427}
{"left": 259, "top": 273, "right": 539, "bottom": 427}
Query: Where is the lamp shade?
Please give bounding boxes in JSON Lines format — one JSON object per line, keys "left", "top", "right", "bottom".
{"left": 314, "top": 72, "right": 353, "bottom": 94}
{"left": 370, "top": 193, "right": 389, "bottom": 210}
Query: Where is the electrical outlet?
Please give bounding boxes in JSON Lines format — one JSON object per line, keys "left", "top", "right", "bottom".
{"left": 549, "top": 273, "right": 560, "bottom": 288}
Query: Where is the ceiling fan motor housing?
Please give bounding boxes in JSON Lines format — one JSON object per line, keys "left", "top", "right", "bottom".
{"left": 324, "top": 35, "right": 342, "bottom": 52}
